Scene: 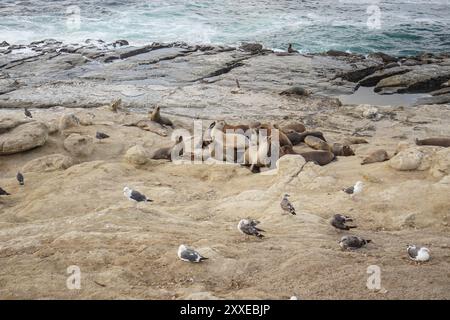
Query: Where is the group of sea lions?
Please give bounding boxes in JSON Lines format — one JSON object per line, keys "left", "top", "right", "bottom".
{"left": 144, "top": 106, "right": 450, "bottom": 172}
{"left": 149, "top": 114, "right": 359, "bottom": 171}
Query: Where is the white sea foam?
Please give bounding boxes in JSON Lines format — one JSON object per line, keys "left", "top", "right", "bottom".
{"left": 0, "top": 0, "right": 449, "bottom": 55}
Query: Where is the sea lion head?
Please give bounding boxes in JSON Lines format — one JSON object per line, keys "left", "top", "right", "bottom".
{"left": 280, "top": 145, "right": 295, "bottom": 155}
{"left": 216, "top": 120, "right": 226, "bottom": 129}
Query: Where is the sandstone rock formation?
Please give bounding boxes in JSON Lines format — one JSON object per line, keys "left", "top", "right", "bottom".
{"left": 63, "top": 133, "right": 94, "bottom": 157}
{"left": 22, "top": 153, "right": 75, "bottom": 172}
{"left": 124, "top": 145, "right": 150, "bottom": 165}
{"left": 0, "top": 121, "right": 48, "bottom": 155}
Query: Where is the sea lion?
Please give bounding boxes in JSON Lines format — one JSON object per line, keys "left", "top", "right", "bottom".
{"left": 415, "top": 137, "right": 450, "bottom": 148}
{"left": 243, "top": 133, "right": 269, "bottom": 167}
{"left": 280, "top": 145, "right": 297, "bottom": 156}
{"left": 210, "top": 121, "right": 249, "bottom": 150}
{"left": 286, "top": 132, "right": 303, "bottom": 145}
{"left": 281, "top": 122, "right": 306, "bottom": 134}
{"left": 343, "top": 137, "right": 369, "bottom": 145}
{"left": 361, "top": 149, "right": 390, "bottom": 165}
{"left": 151, "top": 136, "right": 184, "bottom": 161}
{"left": 207, "top": 142, "right": 240, "bottom": 163}
{"left": 286, "top": 131, "right": 326, "bottom": 146}
{"left": 255, "top": 123, "right": 292, "bottom": 147}
{"left": 243, "top": 133, "right": 283, "bottom": 170}
{"left": 150, "top": 106, "right": 173, "bottom": 126}
{"left": 280, "top": 86, "right": 310, "bottom": 97}
{"left": 298, "top": 151, "right": 335, "bottom": 166}
{"left": 331, "top": 143, "right": 355, "bottom": 156}
{"left": 133, "top": 120, "right": 168, "bottom": 137}
{"left": 304, "top": 136, "right": 331, "bottom": 151}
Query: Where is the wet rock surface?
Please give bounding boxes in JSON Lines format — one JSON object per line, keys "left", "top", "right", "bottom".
{"left": 1, "top": 40, "right": 449, "bottom": 119}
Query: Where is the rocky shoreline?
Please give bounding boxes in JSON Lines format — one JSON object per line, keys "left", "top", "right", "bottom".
{"left": 1, "top": 39, "right": 450, "bottom": 115}
{"left": 0, "top": 40, "right": 449, "bottom": 299}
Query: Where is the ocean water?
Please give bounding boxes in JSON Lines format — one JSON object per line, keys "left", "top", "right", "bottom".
{"left": 0, "top": 0, "right": 449, "bottom": 56}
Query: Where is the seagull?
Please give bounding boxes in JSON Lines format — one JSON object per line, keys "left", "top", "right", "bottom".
{"left": 96, "top": 131, "right": 110, "bottom": 142}
{"left": 342, "top": 181, "right": 364, "bottom": 199}
{"left": 339, "top": 235, "right": 371, "bottom": 250}
{"left": 280, "top": 194, "right": 296, "bottom": 215}
{"left": 407, "top": 245, "right": 430, "bottom": 263}
{"left": 177, "top": 244, "right": 208, "bottom": 263}
{"left": 17, "top": 172, "right": 24, "bottom": 186}
{"left": 237, "top": 219, "right": 265, "bottom": 239}
{"left": 123, "top": 187, "right": 153, "bottom": 203}
{"left": 330, "top": 214, "right": 357, "bottom": 231}
{"left": 24, "top": 107, "right": 32, "bottom": 118}
{"left": 0, "top": 187, "right": 10, "bottom": 196}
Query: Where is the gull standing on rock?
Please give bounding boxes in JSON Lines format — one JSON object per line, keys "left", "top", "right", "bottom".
{"left": 280, "top": 194, "right": 296, "bottom": 215}
{"left": 237, "top": 219, "right": 265, "bottom": 239}
{"left": 0, "top": 187, "right": 10, "bottom": 196}
{"left": 342, "top": 181, "right": 364, "bottom": 200}
{"left": 177, "top": 244, "right": 208, "bottom": 263}
{"left": 123, "top": 187, "right": 153, "bottom": 203}
{"left": 24, "top": 107, "right": 32, "bottom": 118}
{"left": 339, "top": 235, "right": 371, "bottom": 250}
{"left": 330, "top": 214, "right": 357, "bottom": 231}
{"left": 407, "top": 245, "right": 430, "bottom": 263}
{"left": 96, "top": 131, "right": 110, "bottom": 142}
{"left": 17, "top": 172, "right": 24, "bottom": 186}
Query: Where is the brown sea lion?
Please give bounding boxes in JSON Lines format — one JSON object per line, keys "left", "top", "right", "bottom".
{"left": 256, "top": 123, "right": 292, "bottom": 147}
{"left": 280, "top": 86, "right": 310, "bottom": 97}
{"left": 150, "top": 106, "right": 173, "bottom": 126}
{"left": 210, "top": 121, "right": 249, "bottom": 150}
{"left": 343, "top": 137, "right": 369, "bottom": 145}
{"left": 305, "top": 136, "right": 331, "bottom": 151}
{"left": 331, "top": 143, "right": 355, "bottom": 156}
{"left": 134, "top": 120, "right": 168, "bottom": 136}
{"left": 151, "top": 136, "right": 184, "bottom": 161}
{"left": 243, "top": 134, "right": 286, "bottom": 171}
{"left": 286, "top": 131, "right": 326, "bottom": 145}
{"left": 281, "top": 122, "right": 306, "bottom": 134}
{"left": 415, "top": 137, "right": 450, "bottom": 148}
{"left": 280, "top": 145, "right": 297, "bottom": 156}
{"left": 361, "top": 149, "right": 390, "bottom": 165}
{"left": 286, "top": 132, "right": 303, "bottom": 145}
{"left": 298, "top": 151, "right": 335, "bottom": 166}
